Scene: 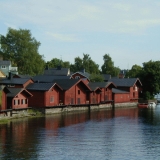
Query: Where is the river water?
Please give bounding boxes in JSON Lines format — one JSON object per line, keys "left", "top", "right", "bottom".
{"left": 1, "top": 105, "right": 160, "bottom": 160}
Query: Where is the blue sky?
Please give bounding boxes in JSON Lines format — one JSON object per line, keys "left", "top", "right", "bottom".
{"left": 0, "top": 0, "right": 160, "bottom": 69}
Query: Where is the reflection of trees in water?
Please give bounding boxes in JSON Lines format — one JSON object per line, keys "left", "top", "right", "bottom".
{"left": 0, "top": 117, "right": 46, "bottom": 159}
{"left": 138, "top": 106, "right": 160, "bottom": 158}
{"left": 138, "top": 107, "right": 160, "bottom": 125}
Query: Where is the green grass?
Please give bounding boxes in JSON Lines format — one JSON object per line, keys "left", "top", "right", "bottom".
{"left": 28, "top": 108, "right": 43, "bottom": 116}
{"left": 0, "top": 90, "right": 2, "bottom": 109}
{"left": 0, "top": 119, "right": 9, "bottom": 124}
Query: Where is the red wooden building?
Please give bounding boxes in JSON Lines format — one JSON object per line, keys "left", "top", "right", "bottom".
{"left": 26, "top": 83, "right": 63, "bottom": 107}
{"left": 88, "top": 82, "right": 116, "bottom": 103}
{"left": 87, "top": 84, "right": 101, "bottom": 104}
{"left": 109, "top": 78, "right": 142, "bottom": 103}
{"left": 112, "top": 88, "right": 130, "bottom": 103}
{"left": 0, "top": 77, "right": 33, "bottom": 89}
{"left": 70, "top": 71, "right": 90, "bottom": 84}
{"left": 54, "top": 79, "right": 91, "bottom": 105}
{"left": 1, "top": 87, "right": 32, "bottom": 110}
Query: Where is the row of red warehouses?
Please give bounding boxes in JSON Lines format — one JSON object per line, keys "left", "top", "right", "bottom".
{"left": 0, "top": 76, "right": 142, "bottom": 111}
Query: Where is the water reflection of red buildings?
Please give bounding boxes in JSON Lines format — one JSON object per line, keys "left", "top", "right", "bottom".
{"left": 44, "top": 108, "right": 139, "bottom": 131}
{"left": 0, "top": 108, "right": 139, "bottom": 158}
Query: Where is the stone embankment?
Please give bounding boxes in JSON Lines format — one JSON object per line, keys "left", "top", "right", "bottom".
{"left": 0, "top": 102, "right": 138, "bottom": 121}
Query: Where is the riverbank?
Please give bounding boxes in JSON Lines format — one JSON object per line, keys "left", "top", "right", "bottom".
{"left": 0, "top": 102, "right": 138, "bottom": 122}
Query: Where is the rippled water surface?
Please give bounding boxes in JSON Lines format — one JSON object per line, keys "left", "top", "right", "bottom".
{"left": 1, "top": 105, "right": 160, "bottom": 160}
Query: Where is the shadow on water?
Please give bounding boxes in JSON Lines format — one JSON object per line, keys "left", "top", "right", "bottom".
{"left": 138, "top": 104, "right": 160, "bottom": 125}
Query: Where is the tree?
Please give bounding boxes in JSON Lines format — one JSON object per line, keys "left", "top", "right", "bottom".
{"left": 125, "top": 64, "right": 142, "bottom": 78}
{"left": 101, "top": 54, "right": 120, "bottom": 77}
{"left": 70, "top": 53, "right": 100, "bottom": 74}
{"left": 70, "top": 57, "right": 83, "bottom": 72}
{"left": 89, "top": 74, "right": 104, "bottom": 82}
{"left": 0, "top": 28, "right": 45, "bottom": 75}
{"left": 140, "top": 60, "right": 160, "bottom": 99}
{"left": 46, "top": 58, "right": 71, "bottom": 69}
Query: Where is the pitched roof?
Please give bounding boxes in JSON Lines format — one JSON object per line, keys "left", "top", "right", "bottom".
{"left": 44, "top": 67, "right": 70, "bottom": 76}
{"left": 87, "top": 83, "right": 101, "bottom": 91}
{"left": 71, "top": 71, "right": 90, "bottom": 79}
{"left": 108, "top": 78, "right": 142, "bottom": 87}
{"left": 0, "top": 60, "right": 11, "bottom": 65}
{"left": 26, "top": 83, "right": 62, "bottom": 91}
{"left": 5, "top": 88, "right": 32, "bottom": 97}
{"left": 88, "top": 82, "right": 116, "bottom": 88}
{"left": 0, "top": 78, "right": 32, "bottom": 85}
{"left": 53, "top": 79, "right": 80, "bottom": 90}
{"left": 112, "top": 88, "right": 129, "bottom": 94}
{"left": 0, "top": 70, "right": 6, "bottom": 77}
{"left": 32, "top": 75, "right": 71, "bottom": 83}
{"left": 101, "top": 74, "right": 111, "bottom": 81}
{"left": 13, "top": 74, "right": 32, "bottom": 79}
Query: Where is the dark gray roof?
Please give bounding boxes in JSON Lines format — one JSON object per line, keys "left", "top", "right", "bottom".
{"left": 0, "top": 78, "right": 31, "bottom": 85}
{"left": 71, "top": 71, "right": 90, "bottom": 79}
{"left": 101, "top": 74, "right": 111, "bottom": 81}
{"left": 108, "top": 78, "right": 142, "bottom": 87}
{"left": 53, "top": 79, "right": 81, "bottom": 90}
{"left": 88, "top": 82, "right": 116, "bottom": 88}
{"left": 44, "top": 67, "right": 70, "bottom": 76}
{"left": 26, "top": 83, "right": 60, "bottom": 91}
{"left": 6, "top": 88, "right": 32, "bottom": 97}
{"left": 0, "top": 60, "right": 11, "bottom": 65}
{"left": 87, "top": 83, "right": 101, "bottom": 91}
{"left": 14, "top": 74, "right": 32, "bottom": 79}
{"left": 7, "top": 88, "right": 22, "bottom": 97}
{"left": 32, "top": 75, "right": 71, "bottom": 83}
{"left": 112, "top": 88, "right": 129, "bottom": 94}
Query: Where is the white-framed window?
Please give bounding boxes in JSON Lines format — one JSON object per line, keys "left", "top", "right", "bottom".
{"left": 135, "top": 86, "right": 137, "bottom": 91}
{"left": 1, "top": 65, "right": 6, "bottom": 69}
{"left": 14, "top": 99, "right": 18, "bottom": 105}
{"left": 21, "top": 99, "right": 25, "bottom": 104}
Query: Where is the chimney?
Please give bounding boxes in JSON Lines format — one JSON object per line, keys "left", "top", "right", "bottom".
{"left": 8, "top": 72, "right": 12, "bottom": 80}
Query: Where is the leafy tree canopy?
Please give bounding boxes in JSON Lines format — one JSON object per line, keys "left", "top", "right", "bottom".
{"left": 0, "top": 28, "right": 45, "bottom": 76}
{"left": 125, "top": 64, "right": 142, "bottom": 78}
{"left": 89, "top": 74, "right": 104, "bottom": 82}
{"left": 140, "top": 60, "right": 160, "bottom": 99}
{"left": 70, "top": 53, "right": 100, "bottom": 74}
{"left": 46, "top": 58, "right": 70, "bottom": 68}
{"left": 101, "top": 54, "right": 120, "bottom": 77}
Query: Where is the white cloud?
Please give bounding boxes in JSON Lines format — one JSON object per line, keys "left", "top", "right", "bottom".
{"left": 1, "top": 0, "right": 160, "bottom": 34}
{"left": 46, "top": 32, "right": 80, "bottom": 42}
{"left": 111, "top": 3, "right": 131, "bottom": 11}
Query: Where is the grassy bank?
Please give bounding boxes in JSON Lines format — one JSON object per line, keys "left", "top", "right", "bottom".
{"left": 0, "top": 90, "right": 2, "bottom": 109}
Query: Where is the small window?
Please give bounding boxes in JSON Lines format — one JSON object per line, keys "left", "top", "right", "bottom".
{"left": 75, "top": 76, "right": 80, "bottom": 79}
{"left": 25, "top": 99, "right": 28, "bottom": 104}
{"left": 14, "top": 100, "right": 17, "bottom": 105}
{"left": 78, "top": 90, "right": 80, "bottom": 95}
{"left": 21, "top": 99, "right": 25, "bottom": 104}
{"left": 135, "top": 87, "right": 137, "bottom": 91}
{"left": 50, "top": 96, "right": 54, "bottom": 103}
{"left": 9, "top": 84, "right": 15, "bottom": 87}
{"left": 1, "top": 65, "right": 6, "bottom": 69}
{"left": 77, "top": 98, "right": 81, "bottom": 104}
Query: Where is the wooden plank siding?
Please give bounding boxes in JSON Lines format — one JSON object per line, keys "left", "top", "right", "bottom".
{"left": 61, "top": 81, "right": 90, "bottom": 105}
{"left": 27, "top": 84, "right": 62, "bottom": 107}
